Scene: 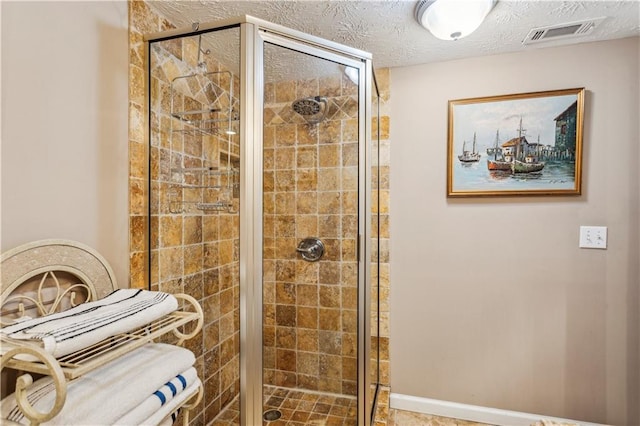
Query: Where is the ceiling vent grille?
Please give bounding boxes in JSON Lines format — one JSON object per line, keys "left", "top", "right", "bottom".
{"left": 523, "top": 17, "right": 606, "bottom": 45}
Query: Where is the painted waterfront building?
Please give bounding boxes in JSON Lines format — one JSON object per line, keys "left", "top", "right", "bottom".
{"left": 554, "top": 100, "right": 578, "bottom": 152}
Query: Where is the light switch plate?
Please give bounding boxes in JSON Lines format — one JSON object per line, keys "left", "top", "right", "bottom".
{"left": 579, "top": 226, "right": 607, "bottom": 249}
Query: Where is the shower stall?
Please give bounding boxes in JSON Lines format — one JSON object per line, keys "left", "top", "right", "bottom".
{"left": 146, "top": 16, "right": 380, "bottom": 425}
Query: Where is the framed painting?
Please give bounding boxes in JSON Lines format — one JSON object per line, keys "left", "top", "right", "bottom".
{"left": 447, "top": 88, "right": 585, "bottom": 197}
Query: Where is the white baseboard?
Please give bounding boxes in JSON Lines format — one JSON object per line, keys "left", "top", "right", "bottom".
{"left": 389, "top": 393, "right": 604, "bottom": 426}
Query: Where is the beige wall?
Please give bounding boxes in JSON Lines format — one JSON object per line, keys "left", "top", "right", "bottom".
{"left": 389, "top": 37, "right": 639, "bottom": 426}
{"left": 1, "top": 1, "right": 129, "bottom": 287}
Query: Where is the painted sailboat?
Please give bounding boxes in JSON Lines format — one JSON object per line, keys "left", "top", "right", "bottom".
{"left": 458, "top": 132, "right": 481, "bottom": 163}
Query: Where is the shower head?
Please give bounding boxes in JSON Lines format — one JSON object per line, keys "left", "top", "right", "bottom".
{"left": 292, "top": 96, "right": 328, "bottom": 124}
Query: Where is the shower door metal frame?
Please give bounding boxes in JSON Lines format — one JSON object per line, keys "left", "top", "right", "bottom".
{"left": 145, "top": 15, "right": 375, "bottom": 426}
{"left": 241, "top": 17, "right": 374, "bottom": 426}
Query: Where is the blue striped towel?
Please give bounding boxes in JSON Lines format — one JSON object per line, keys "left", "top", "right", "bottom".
{"left": 113, "top": 367, "right": 198, "bottom": 425}
{"left": 136, "top": 380, "right": 201, "bottom": 426}
{"left": 0, "top": 343, "right": 195, "bottom": 425}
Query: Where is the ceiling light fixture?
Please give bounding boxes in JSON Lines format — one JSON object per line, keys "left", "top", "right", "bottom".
{"left": 415, "top": 0, "right": 497, "bottom": 41}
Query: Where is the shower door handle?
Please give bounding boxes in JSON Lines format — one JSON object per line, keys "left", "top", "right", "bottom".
{"left": 296, "top": 238, "right": 324, "bottom": 262}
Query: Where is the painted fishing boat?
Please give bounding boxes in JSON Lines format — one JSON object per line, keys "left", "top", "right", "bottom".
{"left": 458, "top": 132, "right": 481, "bottom": 163}
{"left": 512, "top": 157, "right": 545, "bottom": 173}
{"left": 511, "top": 118, "right": 544, "bottom": 173}
{"left": 487, "top": 159, "right": 511, "bottom": 171}
{"left": 486, "top": 130, "right": 511, "bottom": 171}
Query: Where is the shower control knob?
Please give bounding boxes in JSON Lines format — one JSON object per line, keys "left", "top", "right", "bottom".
{"left": 296, "top": 238, "right": 325, "bottom": 262}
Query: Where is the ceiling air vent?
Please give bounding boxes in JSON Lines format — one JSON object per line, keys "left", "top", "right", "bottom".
{"left": 523, "top": 17, "right": 606, "bottom": 45}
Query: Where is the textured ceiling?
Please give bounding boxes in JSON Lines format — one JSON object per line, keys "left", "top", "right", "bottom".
{"left": 148, "top": 0, "right": 639, "bottom": 69}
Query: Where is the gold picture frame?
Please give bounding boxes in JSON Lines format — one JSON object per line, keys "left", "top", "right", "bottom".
{"left": 447, "top": 88, "right": 585, "bottom": 197}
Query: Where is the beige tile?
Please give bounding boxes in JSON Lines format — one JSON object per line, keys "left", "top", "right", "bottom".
{"left": 297, "top": 329, "right": 319, "bottom": 352}
{"left": 276, "top": 282, "right": 296, "bottom": 304}
{"left": 318, "top": 168, "right": 340, "bottom": 191}
{"left": 319, "top": 286, "right": 341, "bottom": 308}
{"left": 318, "top": 264, "right": 340, "bottom": 286}
{"left": 297, "top": 123, "right": 319, "bottom": 145}
{"left": 129, "top": 251, "right": 146, "bottom": 289}
{"left": 319, "top": 75, "right": 342, "bottom": 97}
{"left": 184, "top": 216, "right": 202, "bottom": 245}
{"left": 130, "top": 215, "right": 146, "bottom": 252}
{"left": 297, "top": 306, "right": 318, "bottom": 329}
{"left": 272, "top": 192, "right": 293, "bottom": 215}
{"left": 319, "top": 215, "right": 341, "bottom": 238}
{"left": 275, "top": 170, "right": 296, "bottom": 192}
{"left": 295, "top": 260, "right": 319, "bottom": 284}
{"left": 275, "top": 146, "right": 296, "bottom": 170}
{"left": 319, "top": 144, "right": 340, "bottom": 167}
{"left": 276, "top": 326, "right": 296, "bottom": 349}
{"left": 374, "top": 115, "right": 390, "bottom": 140}
{"left": 297, "top": 284, "right": 319, "bottom": 307}
{"left": 183, "top": 244, "right": 203, "bottom": 275}
{"left": 296, "top": 168, "right": 318, "bottom": 191}
{"left": 276, "top": 123, "right": 297, "bottom": 146}
{"left": 275, "top": 81, "right": 296, "bottom": 103}
{"left": 319, "top": 308, "right": 341, "bottom": 331}
{"left": 318, "top": 120, "right": 341, "bottom": 144}
{"left": 296, "top": 214, "right": 318, "bottom": 237}
{"left": 264, "top": 125, "right": 276, "bottom": 147}
{"left": 129, "top": 178, "right": 146, "bottom": 215}
{"left": 159, "top": 246, "right": 183, "bottom": 280}
{"left": 318, "top": 191, "right": 341, "bottom": 215}
{"left": 129, "top": 140, "right": 146, "bottom": 178}
{"left": 297, "top": 352, "right": 319, "bottom": 376}
{"left": 296, "top": 192, "right": 318, "bottom": 214}
{"left": 342, "top": 118, "right": 358, "bottom": 142}
{"left": 297, "top": 145, "right": 318, "bottom": 168}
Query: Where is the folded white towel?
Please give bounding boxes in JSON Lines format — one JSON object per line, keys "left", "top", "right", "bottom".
{"left": 1, "top": 343, "right": 195, "bottom": 425}
{"left": 113, "top": 367, "right": 198, "bottom": 425}
{"left": 136, "top": 380, "right": 201, "bottom": 426}
{"left": 1, "top": 289, "right": 178, "bottom": 358}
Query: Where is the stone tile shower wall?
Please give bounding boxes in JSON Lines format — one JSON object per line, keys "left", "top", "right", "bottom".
{"left": 262, "top": 76, "right": 360, "bottom": 396}
{"left": 129, "top": 2, "right": 240, "bottom": 425}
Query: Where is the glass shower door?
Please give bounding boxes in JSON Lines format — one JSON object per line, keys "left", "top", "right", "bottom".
{"left": 148, "top": 26, "right": 242, "bottom": 425}
{"left": 260, "top": 38, "right": 366, "bottom": 425}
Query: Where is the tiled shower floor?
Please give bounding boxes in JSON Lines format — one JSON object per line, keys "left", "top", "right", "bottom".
{"left": 208, "top": 385, "right": 358, "bottom": 426}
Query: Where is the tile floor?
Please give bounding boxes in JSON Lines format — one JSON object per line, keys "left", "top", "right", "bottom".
{"left": 387, "top": 409, "right": 493, "bottom": 426}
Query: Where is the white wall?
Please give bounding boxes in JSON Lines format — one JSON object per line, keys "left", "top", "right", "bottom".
{"left": 389, "top": 37, "right": 639, "bottom": 425}
{"left": 1, "top": 1, "right": 129, "bottom": 287}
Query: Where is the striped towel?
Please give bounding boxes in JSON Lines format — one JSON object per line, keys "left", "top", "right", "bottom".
{"left": 1, "top": 343, "right": 195, "bottom": 425}
{"left": 135, "top": 380, "right": 201, "bottom": 426}
{"left": 1, "top": 289, "right": 177, "bottom": 358}
{"left": 113, "top": 367, "right": 198, "bottom": 425}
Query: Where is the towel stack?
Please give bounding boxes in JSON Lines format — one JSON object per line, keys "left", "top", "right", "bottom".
{"left": 1, "top": 289, "right": 179, "bottom": 358}
{"left": 1, "top": 290, "right": 201, "bottom": 426}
